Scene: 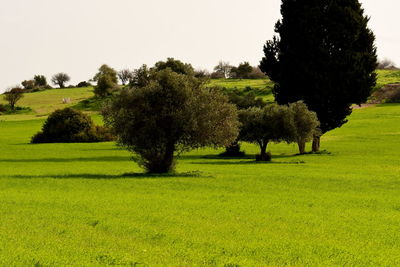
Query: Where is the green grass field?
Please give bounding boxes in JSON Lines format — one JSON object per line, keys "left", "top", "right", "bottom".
{"left": 1, "top": 75, "right": 400, "bottom": 265}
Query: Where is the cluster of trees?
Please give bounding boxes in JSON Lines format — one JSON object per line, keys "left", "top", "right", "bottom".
{"left": 19, "top": 73, "right": 71, "bottom": 91}
{"left": 260, "top": 0, "right": 377, "bottom": 152}
{"left": 220, "top": 90, "right": 319, "bottom": 158}
{"left": 101, "top": 58, "right": 318, "bottom": 173}
{"left": 212, "top": 61, "right": 266, "bottom": 79}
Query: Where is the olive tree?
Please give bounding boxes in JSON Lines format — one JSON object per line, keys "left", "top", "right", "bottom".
{"left": 287, "top": 101, "right": 320, "bottom": 154}
{"left": 51, "top": 73, "right": 70, "bottom": 88}
{"left": 239, "top": 104, "right": 293, "bottom": 161}
{"left": 3, "top": 87, "right": 24, "bottom": 111}
{"left": 102, "top": 68, "right": 239, "bottom": 173}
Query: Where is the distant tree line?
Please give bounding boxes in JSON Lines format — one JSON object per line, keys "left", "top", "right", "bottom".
{"left": 211, "top": 61, "right": 266, "bottom": 79}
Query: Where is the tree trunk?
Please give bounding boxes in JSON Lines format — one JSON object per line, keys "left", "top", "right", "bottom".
{"left": 312, "top": 135, "right": 320, "bottom": 153}
{"left": 298, "top": 141, "right": 306, "bottom": 154}
{"left": 257, "top": 142, "right": 271, "bottom": 161}
{"left": 147, "top": 144, "right": 176, "bottom": 173}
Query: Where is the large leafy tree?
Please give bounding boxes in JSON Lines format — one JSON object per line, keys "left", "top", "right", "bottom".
{"left": 260, "top": 0, "right": 377, "bottom": 151}
{"left": 103, "top": 67, "right": 239, "bottom": 173}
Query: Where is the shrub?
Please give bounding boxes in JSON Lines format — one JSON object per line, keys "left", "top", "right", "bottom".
{"left": 76, "top": 81, "right": 92, "bottom": 87}
{"left": 370, "top": 84, "right": 400, "bottom": 103}
{"left": 21, "top": 80, "right": 35, "bottom": 90}
{"left": 31, "top": 108, "right": 114, "bottom": 143}
{"left": 0, "top": 104, "right": 7, "bottom": 113}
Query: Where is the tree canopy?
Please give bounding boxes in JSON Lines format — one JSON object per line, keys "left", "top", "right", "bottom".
{"left": 103, "top": 66, "right": 239, "bottom": 173}
{"left": 260, "top": 0, "right": 377, "bottom": 151}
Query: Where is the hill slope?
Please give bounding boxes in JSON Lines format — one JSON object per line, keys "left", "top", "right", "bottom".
{"left": 1, "top": 69, "right": 399, "bottom": 120}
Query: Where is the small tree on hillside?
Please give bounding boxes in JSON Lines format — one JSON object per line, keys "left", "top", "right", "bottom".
{"left": 34, "top": 75, "right": 48, "bottom": 87}
{"left": 51, "top": 73, "right": 70, "bottom": 88}
{"left": 103, "top": 68, "right": 239, "bottom": 173}
{"left": 3, "top": 87, "right": 24, "bottom": 111}
{"left": 239, "top": 104, "right": 293, "bottom": 161}
{"left": 93, "top": 64, "right": 119, "bottom": 97}
{"left": 21, "top": 80, "right": 35, "bottom": 90}
{"left": 214, "top": 61, "right": 233, "bottom": 79}
{"left": 236, "top": 62, "right": 253, "bottom": 79}
{"left": 118, "top": 69, "right": 134, "bottom": 85}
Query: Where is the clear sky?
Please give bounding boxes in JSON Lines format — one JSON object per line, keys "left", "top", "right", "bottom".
{"left": 0, "top": 0, "right": 398, "bottom": 92}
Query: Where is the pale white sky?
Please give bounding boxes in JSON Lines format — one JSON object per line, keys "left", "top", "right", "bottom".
{"left": 0, "top": 0, "right": 398, "bottom": 92}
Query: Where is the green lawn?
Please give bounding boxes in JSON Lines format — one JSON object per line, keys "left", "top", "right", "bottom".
{"left": 1, "top": 103, "right": 400, "bottom": 265}
{"left": 1, "top": 73, "right": 400, "bottom": 265}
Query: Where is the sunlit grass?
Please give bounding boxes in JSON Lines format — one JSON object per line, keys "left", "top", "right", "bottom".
{"left": 1, "top": 104, "right": 400, "bottom": 265}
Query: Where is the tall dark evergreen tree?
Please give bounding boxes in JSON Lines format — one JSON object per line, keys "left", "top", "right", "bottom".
{"left": 260, "top": 0, "right": 377, "bottom": 152}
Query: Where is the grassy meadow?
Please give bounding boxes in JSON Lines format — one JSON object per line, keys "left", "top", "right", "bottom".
{"left": 1, "top": 75, "right": 400, "bottom": 265}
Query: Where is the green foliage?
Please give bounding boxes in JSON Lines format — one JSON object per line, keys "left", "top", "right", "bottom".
{"left": 73, "top": 96, "right": 107, "bottom": 111}
{"left": 103, "top": 68, "right": 239, "bottom": 173}
{"left": 76, "top": 81, "right": 92, "bottom": 88}
{"left": 225, "top": 89, "right": 266, "bottom": 110}
{"left": 287, "top": 101, "right": 320, "bottom": 154}
{"left": 21, "top": 80, "right": 35, "bottom": 90}
{"left": 3, "top": 87, "right": 24, "bottom": 111}
{"left": 130, "top": 64, "right": 151, "bottom": 87}
{"left": 239, "top": 104, "right": 293, "bottom": 161}
{"left": 232, "top": 62, "right": 253, "bottom": 79}
{"left": 51, "top": 73, "right": 71, "bottom": 88}
{"left": 260, "top": 0, "right": 377, "bottom": 139}
{"left": 31, "top": 108, "right": 113, "bottom": 143}
{"left": 219, "top": 88, "right": 267, "bottom": 157}
{"left": 93, "top": 65, "right": 119, "bottom": 97}
{"left": 33, "top": 75, "right": 48, "bottom": 87}
{"left": 154, "top": 58, "right": 195, "bottom": 76}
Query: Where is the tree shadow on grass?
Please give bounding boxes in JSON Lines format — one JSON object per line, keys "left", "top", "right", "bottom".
{"left": 0, "top": 156, "right": 131, "bottom": 163}
{"left": 190, "top": 160, "right": 306, "bottom": 165}
{"left": 0, "top": 171, "right": 212, "bottom": 180}
{"left": 186, "top": 153, "right": 307, "bottom": 165}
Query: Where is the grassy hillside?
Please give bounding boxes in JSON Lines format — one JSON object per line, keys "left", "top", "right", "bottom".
{"left": 0, "top": 87, "right": 93, "bottom": 120}
{"left": 1, "top": 69, "right": 399, "bottom": 120}
{"left": 1, "top": 101, "right": 400, "bottom": 265}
